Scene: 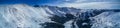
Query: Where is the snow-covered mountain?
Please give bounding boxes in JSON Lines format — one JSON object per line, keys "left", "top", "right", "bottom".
{"left": 0, "top": 4, "right": 120, "bottom": 28}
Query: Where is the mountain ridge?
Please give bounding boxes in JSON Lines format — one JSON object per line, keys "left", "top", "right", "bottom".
{"left": 0, "top": 4, "right": 120, "bottom": 28}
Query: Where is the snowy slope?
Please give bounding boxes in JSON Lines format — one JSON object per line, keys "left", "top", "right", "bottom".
{"left": 0, "top": 4, "right": 120, "bottom": 28}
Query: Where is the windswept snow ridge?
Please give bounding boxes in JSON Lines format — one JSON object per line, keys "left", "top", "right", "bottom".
{"left": 0, "top": 4, "right": 120, "bottom": 28}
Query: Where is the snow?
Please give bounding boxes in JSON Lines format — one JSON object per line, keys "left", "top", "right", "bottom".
{"left": 0, "top": 4, "right": 120, "bottom": 28}
{"left": 91, "top": 12, "right": 120, "bottom": 28}
{"left": 64, "top": 20, "right": 74, "bottom": 28}
{"left": 0, "top": 4, "right": 53, "bottom": 28}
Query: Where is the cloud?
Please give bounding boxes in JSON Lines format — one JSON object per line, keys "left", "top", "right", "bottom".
{"left": 53, "top": 0, "right": 120, "bottom": 9}
{"left": 58, "top": 2, "right": 120, "bottom": 9}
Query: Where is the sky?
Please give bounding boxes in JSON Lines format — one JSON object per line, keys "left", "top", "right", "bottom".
{"left": 0, "top": 0, "right": 120, "bottom": 9}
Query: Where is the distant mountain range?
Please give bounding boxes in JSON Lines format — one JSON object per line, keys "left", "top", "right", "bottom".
{"left": 0, "top": 4, "right": 120, "bottom": 28}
